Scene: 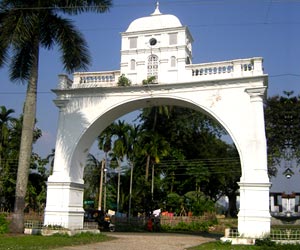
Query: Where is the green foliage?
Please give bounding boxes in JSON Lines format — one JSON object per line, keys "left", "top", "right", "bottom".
{"left": 166, "top": 193, "right": 182, "bottom": 214}
{"left": 264, "top": 91, "right": 300, "bottom": 176}
{"left": 117, "top": 74, "right": 132, "bottom": 86}
{"left": 184, "top": 191, "right": 216, "bottom": 216}
{"left": 161, "top": 219, "right": 216, "bottom": 233}
{"left": 0, "top": 106, "right": 48, "bottom": 211}
{"left": 1, "top": 0, "right": 112, "bottom": 232}
{"left": 0, "top": 232, "right": 110, "bottom": 250}
{"left": 192, "top": 200, "right": 215, "bottom": 216}
{"left": 0, "top": 214, "right": 9, "bottom": 234}
{"left": 142, "top": 76, "right": 157, "bottom": 85}
{"left": 255, "top": 237, "right": 276, "bottom": 247}
{"left": 93, "top": 106, "right": 240, "bottom": 216}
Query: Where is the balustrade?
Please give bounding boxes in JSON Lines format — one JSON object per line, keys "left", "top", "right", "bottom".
{"left": 57, "top": 58, "right": 263, "bottom": 89}
{"left": 189, "top": 57, "right": 263, "bottom": 80}
{"left": 72, "top": 70, "right": 120, "bottom": 87}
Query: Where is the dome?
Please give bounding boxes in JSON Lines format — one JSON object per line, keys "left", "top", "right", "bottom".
{"left": 126, "top": 3, "right": 182, "bottom": 32}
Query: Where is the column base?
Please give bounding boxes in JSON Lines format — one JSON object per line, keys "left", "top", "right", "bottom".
{"left": 44, "top": 181, "right": 84, "bottom": 230}
{"left": 238, "top": 182, "right": 271, "bottom": 238}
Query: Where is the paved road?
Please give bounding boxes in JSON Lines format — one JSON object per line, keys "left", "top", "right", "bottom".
{"left": 55, "top": 232, "right": 218, "bottom": 250}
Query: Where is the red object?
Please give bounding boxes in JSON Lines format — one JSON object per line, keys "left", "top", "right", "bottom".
{"left": 147, "top": 218, "right": 153, "bottom": 231}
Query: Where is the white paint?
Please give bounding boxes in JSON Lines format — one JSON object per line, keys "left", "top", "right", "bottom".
{"left": 44, "top": 4, "right": 270, "bottom": 238}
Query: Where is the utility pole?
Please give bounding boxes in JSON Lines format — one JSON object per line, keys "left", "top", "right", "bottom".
{"left": 151, "top": 164, "right": 155, "bottom": 195}
{"left": 103, "top": 167, "right": 107, "bottom": 212}
{"left": 98, "top": 159, "right": 105, "bottom": 211}
{"left": 128, "top": 163, "right": 134, "bottom": 221}
{"left": 117, "top": 165, "right": 121, "bottom": 214}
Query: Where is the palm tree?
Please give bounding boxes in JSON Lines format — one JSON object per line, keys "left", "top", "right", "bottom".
{"left": 0, "top": 106, "right": 16, "bottom": 167}
{"left": 0, "top": 106, "right": 16, "bottom": 209}
{"left": 98, "top": 126, "right": 114, "bottom": 211}
{"left": 126, "top": 124, "right": 141, "bottom": 219}
{"left": 0, "top": 0, "right": 112, "bottom": 233}
{"left": 110, "top": 121, "right": 130, "bottom": 213}
{"left": 84, "top": 153, "right": 102, "bottom": 207}
{"left": 140, "top": 131, "right": 170, "bottom": 183}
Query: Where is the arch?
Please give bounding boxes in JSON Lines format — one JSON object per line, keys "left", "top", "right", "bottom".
{"left": 71, "top": 96, "right": 244, "bottom": 182}
{"left": 45, "top": 81, "right": 270, "bottom": 238}
{"left": 46, "top": 2, "right": 270, "bottom": 238}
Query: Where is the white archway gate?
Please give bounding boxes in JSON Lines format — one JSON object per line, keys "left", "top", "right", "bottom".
{"left": 44, "top": 4, "right": 271, "bottom": 238}
{"left": 44, "top": 62, "right": 270, "bottom": 238}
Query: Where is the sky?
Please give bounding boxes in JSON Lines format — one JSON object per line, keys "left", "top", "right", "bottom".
{"left": 0, "top": 0, "right": 299, "bottom": 192}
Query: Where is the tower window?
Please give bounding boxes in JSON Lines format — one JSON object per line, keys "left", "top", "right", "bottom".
{"left": 171, "top": 56, "right": 176, "bottom": 67}
{"left": 129, "top": 37, "right": 137, "bottom": 49}
{"left": 130, "top": 59, "right": 136, "bottom": 70}
{"left": 147, "top": 55, "right": 158, "bottom": 80}
{"left": 169, "top": 33, "right": 177, "bottom": 45}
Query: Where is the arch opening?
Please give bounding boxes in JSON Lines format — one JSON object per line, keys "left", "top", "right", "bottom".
{"left": 74, "top": 98, "right": 243, "bottom": 222}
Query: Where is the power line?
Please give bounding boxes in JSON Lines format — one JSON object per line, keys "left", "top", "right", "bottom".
{"left": 264, "top": 0, "right": 273, "bottom": 24}
{"left": 2, "top": 1, "right": 300, "bottom": 29}
{"left": 5, "top": 0, "right": 300, "bottom": 10}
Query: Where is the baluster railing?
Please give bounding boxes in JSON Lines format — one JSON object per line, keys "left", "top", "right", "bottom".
{"left": 189, "top": 57, "right": 263, "bottom": 80}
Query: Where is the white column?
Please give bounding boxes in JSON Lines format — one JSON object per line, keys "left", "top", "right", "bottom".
{"left": 238, "top": 87, "right": 271, "bottom": 238}
{"left": 44, "top": 89, "right": 85, "bottom": 230}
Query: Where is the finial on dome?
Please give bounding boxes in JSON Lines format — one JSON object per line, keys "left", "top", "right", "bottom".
{"left": 151, "top": 1, "right": 162, "bottom": 15}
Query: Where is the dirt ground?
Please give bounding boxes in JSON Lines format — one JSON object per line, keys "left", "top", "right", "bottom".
{"left": 54, "top": 232, "right": 218, "bottom": 250}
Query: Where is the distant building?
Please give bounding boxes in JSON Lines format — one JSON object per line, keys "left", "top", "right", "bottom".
{"left": 270, "top": 170, "right": 300, "bottom": 222}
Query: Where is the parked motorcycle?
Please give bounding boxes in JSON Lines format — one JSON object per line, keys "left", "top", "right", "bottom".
{"left": 84, "top": 209, "right": 115, "bottom": 232}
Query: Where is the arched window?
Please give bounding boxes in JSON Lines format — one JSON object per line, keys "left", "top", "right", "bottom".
{"left": 130, "top": 59, "right": 136, "bottom": 70}
{"left": 170, "top": 56, "right": 176, "bottom": 67}
{"left": 147, "top": 55, "right": 158, "bottom": 80}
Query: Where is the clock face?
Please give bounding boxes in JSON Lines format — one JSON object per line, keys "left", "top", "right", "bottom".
{"left": 149, "top": 38, "right": 157, "bottom": 46}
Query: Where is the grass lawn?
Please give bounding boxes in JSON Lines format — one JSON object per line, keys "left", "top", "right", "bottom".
{"left": 189, "top": 241, "right": 300, "bottom": 250}
{"left": 0, "top": 232, "right": 113, "bottom": 250}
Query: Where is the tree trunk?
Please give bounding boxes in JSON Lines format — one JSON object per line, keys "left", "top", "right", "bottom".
{"left": 117, "top": 159, "right": 121, "bottom": 213}
{"left": 128, "top": 162, "right": 134, "bottom": 221}
{"left": 10, "top": 41, "right": 39, "bottom": 233}
{"left": 145, "top": 154, "right": 150, "bottom": 181}
{"left": 226, "top": 192, "right": 238, "bottom": 218}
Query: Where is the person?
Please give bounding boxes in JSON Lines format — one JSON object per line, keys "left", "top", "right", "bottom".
{"left": 147, "top": 217, "right": 153, "bottom": 231}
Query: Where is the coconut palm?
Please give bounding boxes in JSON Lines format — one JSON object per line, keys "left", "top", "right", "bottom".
{"left": 0, "top": 0, "right": 112, "bottom": 233}
{"left": 0, "top": 106, "right": 16, "bottom": 209}
{"left": 110, "top": 121, "right": 131, "bottom": 213}
{"left": 126, "top": 124, "right": 140, "bottom": 218}
{"left": 139, "top": 131, "right": 170, "bottom": 182}
{"left": 84, "top": 153, "right": 102, "bottom": 207}
{"left": 0, "top": 106, "right": 16, "bottom": 165}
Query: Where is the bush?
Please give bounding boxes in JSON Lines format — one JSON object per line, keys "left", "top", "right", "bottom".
{"left": 0, "top": 214, "right": 9, "bottom": 234}
{"left": 255, "top": 237, "right": 276, "bottom": 247}
{"left": 117, "top": 74, "right": 131, "bottom": 86}
{"left": 161, "top": 219, "right": 216, "bottom": 233}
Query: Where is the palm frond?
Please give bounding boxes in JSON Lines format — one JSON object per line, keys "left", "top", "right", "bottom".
{"left": 50, "top": 15, "right": 90, "bottom": 72}
{"left": 9, "top": 41, "right": 36, "bottom": 82}
{"left": 54, "top": 0, "right": 112, "bottom": 15}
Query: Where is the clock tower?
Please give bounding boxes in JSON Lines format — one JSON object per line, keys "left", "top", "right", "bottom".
{"left": 120, "top": 2, "right": 193, "bottom": 85}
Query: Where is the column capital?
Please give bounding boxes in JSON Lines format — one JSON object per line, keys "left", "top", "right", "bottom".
{"left": 245, "top": 87, "right": 267, "bottom": 102}
{"left": 53, "top": 99, "right": 69, "bottom": 109}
